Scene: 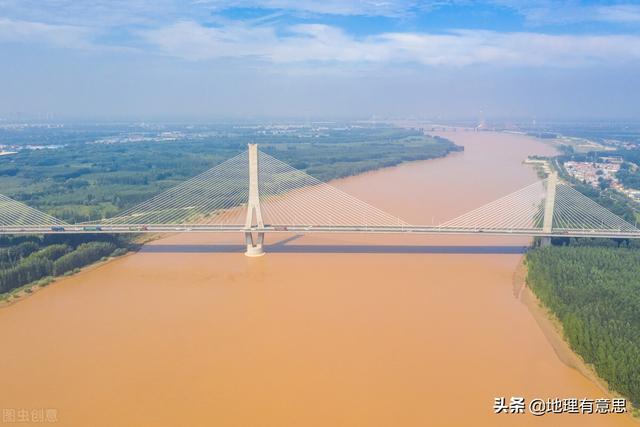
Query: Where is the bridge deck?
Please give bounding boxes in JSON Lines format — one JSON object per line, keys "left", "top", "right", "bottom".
{"left": 2, "top": 225, "right": 639, "bottom": 239}
{"left": 2, "top": 147, "right": 639, "bottom": 242}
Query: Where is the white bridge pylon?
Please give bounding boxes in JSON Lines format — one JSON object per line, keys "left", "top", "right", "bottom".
{"left": 440, "top": 173, "right": 638, "bottom": 235}
{"left": 93, "top": 143, "right": 409, "bottom": 256}
{"left": 93, "top": 144, "right": 407, "bottom": 229}
{"left": 1, "top": 145, "right": 639, "bottom": 256}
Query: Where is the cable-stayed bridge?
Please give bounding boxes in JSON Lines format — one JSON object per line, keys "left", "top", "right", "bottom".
{"left": 1, "top": 144, "right": 639, "bottom": 256}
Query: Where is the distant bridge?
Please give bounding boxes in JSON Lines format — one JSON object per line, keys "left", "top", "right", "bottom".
{"left": 1, "top": 144, "right": 639, "bottom": 256}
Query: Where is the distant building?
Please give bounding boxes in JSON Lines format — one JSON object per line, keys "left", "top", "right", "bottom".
{"left": 599, "top": 156, "right": 623, "bottom": 164}
{"left": 564, "top": 161, "right": 620, "bottom": 189}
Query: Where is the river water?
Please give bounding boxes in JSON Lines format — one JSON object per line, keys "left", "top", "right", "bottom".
{"left": 0, "top": 131, "right": 635, "bottom": 426}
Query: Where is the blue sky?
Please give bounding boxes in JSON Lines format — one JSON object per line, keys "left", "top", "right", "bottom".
{"left": 1, "top": 0, "right": 640, "bottom": 119}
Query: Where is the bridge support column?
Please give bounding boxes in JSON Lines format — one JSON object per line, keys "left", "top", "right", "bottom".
{"left": 244, "top": 143, "right": 266, "bottom": 257}
{"left": 540, "top": 171, "right": 558, "bottom": 247}
{"left": 542, "top": 172, "right": 557, "bottom": 234}
{"left": 540, "top": 172, "right": 557, "bottom": 248}
{"left": 245, "top": 231, "right": 265, "bottom": 257}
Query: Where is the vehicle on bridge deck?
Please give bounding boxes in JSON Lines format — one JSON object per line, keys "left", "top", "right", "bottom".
{"left": 50, "top": 226, "right": 65, "bottom": 232}
{"left": 82, "top": 226, "right": 102, "bottom": 232}
{"left": 274, "top": 226, "right": 288, "bottom": 231}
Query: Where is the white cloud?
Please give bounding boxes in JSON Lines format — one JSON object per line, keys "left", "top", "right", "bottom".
{"left": 140, "top": 21, "right": 640, "bottom": 67}
{"left": 227, "top": 0, "right": 640, "bottom": 23}
{"left": 2, "top": 0, "right": 640, "bottom": 30}
{"left": 192, "top": 0, "right": 424, "bottom": 17}
{"left": 139, "top": 20, "right": 276, "bottom": 60}
{"left": 0, "top": 0, "right": 183, "bottom": 27}
{"left": 3, "top": 1, "right": 640, "bottom": 67}
{"left": 0, "top": 0, "right": 427, "bottom": 27}
{"left": 594, "top": 4, "right": 640, "bottom": 23}
{"left": 0, "top": 17, "right": 93, "bottom": 48}
{"left": 490, "top": 1, "right": 640, "bottom": 25}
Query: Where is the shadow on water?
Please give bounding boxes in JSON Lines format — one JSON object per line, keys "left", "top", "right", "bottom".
{"left": 139, "top": 243, "right": 527, "bottom": 255}
{"left": 138, "top": 234, "right": 527, "bottom": 255}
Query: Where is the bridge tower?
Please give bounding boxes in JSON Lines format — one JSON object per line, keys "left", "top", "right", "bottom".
{"left": 244, "top": 143, "right": 266, "bottom": 257}
{"left": 540, "top": 171, "right": 557, "bottom": 247}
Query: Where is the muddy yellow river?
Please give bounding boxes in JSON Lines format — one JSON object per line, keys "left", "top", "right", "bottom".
{"left": 0, "top": 131, "right": 634, "bottom": 426}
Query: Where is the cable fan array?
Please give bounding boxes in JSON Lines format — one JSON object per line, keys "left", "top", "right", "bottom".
{"left": 553, "top": 184, "right": 637, "bottom": 232}
{"left": 439, "top": 177, "right": 639, "bottom": 233}
{"left": 439, "top": 180, "right": 547, "bottom": 230}
{"left": 93, "top": 148, "right": 407, "bottom": 228}
{"left": 98, "top": 151, "right": 250, "bottom": 225}
{"left": 1, "top": 146, "right": 638, "bottom": 235}
{"left": 0, "top": 194, "right": 67, "bottom": 227}
{"left": 257, "top": 150, "right": 408, "bottom": 227}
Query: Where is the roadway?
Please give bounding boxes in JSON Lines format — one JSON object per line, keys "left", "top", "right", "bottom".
{"left": 1, "top": 224, "right": 640, "bottom": 239}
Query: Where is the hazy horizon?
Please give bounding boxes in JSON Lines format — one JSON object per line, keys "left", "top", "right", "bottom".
{"left": 2, "top": 1, "right": 640, "bottom": 120}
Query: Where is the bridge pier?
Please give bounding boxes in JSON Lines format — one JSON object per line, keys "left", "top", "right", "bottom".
{"left": 539, "top": 172, "right": 557, "bottom": 248}
{"left": 244, "top": 144, "right": 266, "bottom": 257}
{"left": 542, "top": 172, "right": 557, "bottom": 234}
{"left": 244, "top": 231, "right": 265, "bottom": 257}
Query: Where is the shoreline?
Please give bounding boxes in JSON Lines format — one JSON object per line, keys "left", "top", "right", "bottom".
{"left": 0, "top": 143, "right": 464, "bottom": 308}
{"left": 4, "top": 129, "right": 637, "bottom": 426}
{"left": 513, "top": 256, "right": 639, "bottom": 420}
{"left": 5, "top": 129, "right": 636, "bottom": 416}
{"left": 0, "top": 232, "right": 161, "bottom": 309}
{"left": 0, "top": 251, "right": 135, "bottom": 309}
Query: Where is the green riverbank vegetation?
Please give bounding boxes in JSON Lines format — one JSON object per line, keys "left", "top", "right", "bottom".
{"left": 0, "top": 124, "right": 461, "bottom": 297}
{"left": 0, "top": 235, "right": 130, "bottom": 300}
{"left": 526, "top": 242, "right": 640, "bottom": 412}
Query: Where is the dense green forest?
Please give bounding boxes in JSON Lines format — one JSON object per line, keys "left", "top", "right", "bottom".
{"left": 1, "top": 125, "right": 460, "bottom": 222}
{"left": 617, "top": 160, "right": 640, "bottom": 191}
{"left": 533, "top": 138, "right": 640, "bottom": 413}
{"left": 588, "top": 149, "right": 640, "bottom": 191}
{"left": 0, "top": 234, "right": 128, "bottom": 298}
{"left": 0, "top": 124, "right": 461, "bottom": 296}
{"left": 526, "top": 244, "right": 640, "bottom": 407}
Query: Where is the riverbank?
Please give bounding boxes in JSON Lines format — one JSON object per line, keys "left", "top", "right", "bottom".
{"left": 0, "top": 251, "right": 131, "bottom": 308}
{"left": 3, "top": 130, "right": 635, "bottom": 427}
{"left": 0, "top": 134, "right": 462, "bottom": 301}
{"left": 514, "top": 258, "right": 612, "bottom": 390}
{"left": 514, "top": 257, "right": 639, "bottom": 420}
{"left": 0, "top": 233, "right": 159, "bottom": 308}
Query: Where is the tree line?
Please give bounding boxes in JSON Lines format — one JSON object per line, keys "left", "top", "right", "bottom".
{"left": 0, "top": 236, "right": 126, "bottom": 295}
{"left": 0, "top": 126, "right": 460, "bottom": 295}
{"left": 526, "top": 245, "right": 640, "bottom": 406}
